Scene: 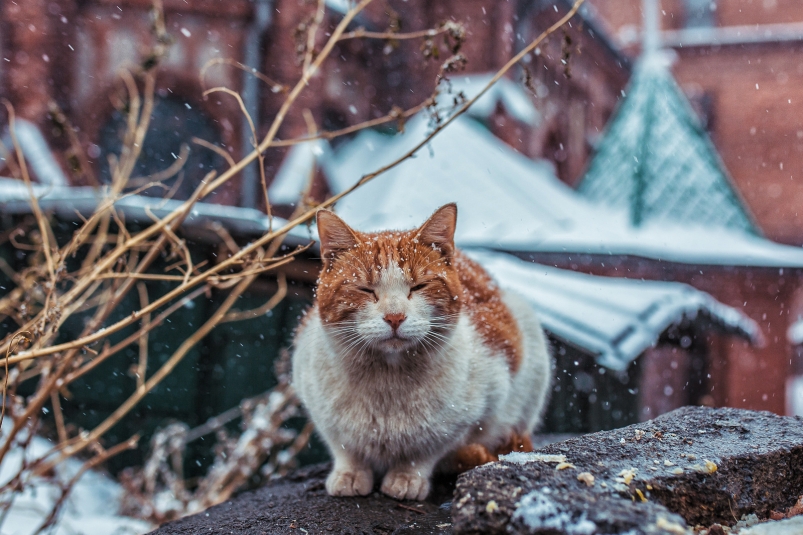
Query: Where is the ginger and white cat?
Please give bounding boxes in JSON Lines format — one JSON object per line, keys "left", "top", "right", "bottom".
{"left": 291, "top": 203, "right": 552, "bottom": 501}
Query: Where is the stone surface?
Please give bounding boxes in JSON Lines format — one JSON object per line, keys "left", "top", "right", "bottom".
{"left": 452, "top": 406, "right": 803, "bottom": 534}
{"left": 151, "top": 407, "right": 803, "bottom": 534}
{"left": 149, "top": 463, "right": 456, "bottom": 535}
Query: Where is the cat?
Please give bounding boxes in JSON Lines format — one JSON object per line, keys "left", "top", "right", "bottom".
{"left": 291, "top": 203, "right": 552, "bottom": 501}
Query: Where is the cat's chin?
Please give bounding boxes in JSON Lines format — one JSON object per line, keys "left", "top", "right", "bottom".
{"left": 374, "top": 336, "right": 418, "bottom": 354}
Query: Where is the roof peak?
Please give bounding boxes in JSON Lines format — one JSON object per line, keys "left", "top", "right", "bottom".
{"left": 577, "top": 51, "right": 758, "bottom": 235}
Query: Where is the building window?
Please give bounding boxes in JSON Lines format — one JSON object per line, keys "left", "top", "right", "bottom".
{"left": 684, "top": 0, "right": 716, "bottom": 29}
{"left": 98, "top": 94, "right": 226, "bottom": 200}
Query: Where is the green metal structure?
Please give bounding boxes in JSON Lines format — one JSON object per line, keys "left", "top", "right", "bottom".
{"left": 578, "top": 55, "right": 758, "bottom": 234}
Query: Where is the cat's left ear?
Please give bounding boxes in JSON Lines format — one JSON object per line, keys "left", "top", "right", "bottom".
{"left": 415, "top": 203, "right": 457, "bottom": 257}
{"left": 317, "top": 209, "right": 360, "bottom": 262}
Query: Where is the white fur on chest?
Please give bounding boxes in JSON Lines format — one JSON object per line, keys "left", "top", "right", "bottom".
{"left": 292, "top": 310, "right": 511, "bottom": 469}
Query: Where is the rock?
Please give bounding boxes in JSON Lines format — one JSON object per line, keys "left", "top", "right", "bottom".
{"left": 149, "top": 463, "right": 456, "bottom": 535}
{"left": 150, "top": 407, "right": 803, "bottom": 534}
{"left": 452, "top": 406, "right": 803, "bottom": 534}
{"left": 739, "top": 516, "right": 803, "bottom": 535}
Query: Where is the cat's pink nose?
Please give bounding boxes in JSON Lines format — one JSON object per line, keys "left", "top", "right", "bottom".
{"left": 384, "top": 313, "right": 407, "bottom": 331}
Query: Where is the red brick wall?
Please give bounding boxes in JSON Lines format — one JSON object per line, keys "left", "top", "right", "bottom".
{"left": 672, "top": 44, "right": 803, "bottom": 244}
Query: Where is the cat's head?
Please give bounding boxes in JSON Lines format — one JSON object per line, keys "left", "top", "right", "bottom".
{"left": 315, "top": 204, "right": 462, "bottom": 357}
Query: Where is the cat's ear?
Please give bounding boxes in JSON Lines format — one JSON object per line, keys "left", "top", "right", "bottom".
{"left": 415, "top": 203, "right": 457, "bottom": 257}
{"left": 317, "top": 209, "right": 360, "bottom": 261}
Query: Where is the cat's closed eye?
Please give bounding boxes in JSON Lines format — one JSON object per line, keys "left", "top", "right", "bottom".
{"left": 408, "top": 283, "right": 427, "bottom": 297}
{"left": 357, "top": 287, "right": 378, "bottom": 301}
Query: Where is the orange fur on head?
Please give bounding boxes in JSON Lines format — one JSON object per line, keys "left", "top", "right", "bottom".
{"left": 316, "top": 204, "right": 522, "bottom": 371}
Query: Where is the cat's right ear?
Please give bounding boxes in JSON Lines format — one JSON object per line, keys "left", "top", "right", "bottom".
{"left": 317, "top": 209, "right": 360, "bottom": 261}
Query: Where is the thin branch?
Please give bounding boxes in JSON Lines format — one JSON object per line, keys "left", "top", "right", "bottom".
{"left": 339, "top": 27, "right": 447, "bottom": 41}
{"left": 50, "top": 390, "right": 67, "bottom": 444}
{"left": 221, "top": 273, "right": 287, "bottom": 323}
{"left": 136, "top": 283, "right": 150, "bottom": 390}
{"left": 35, "top": 275, "right": 256, "bottom": 474}
{"left": 199, "top": 57, "right": 285, "bottom": 94}
{"left": 1, "top": 332, "right": 29, "bottom": 429}
{"left": 203, "top": 87, "right": 271, "bottom": 230}
{"left": 2, "top": 101, "right": 56, "bottom": 281}
{"left": 192, "top": 137, "right": 236, "bottom": 169}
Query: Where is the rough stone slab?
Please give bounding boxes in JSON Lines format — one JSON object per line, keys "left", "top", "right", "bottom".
{"left": 150, "top": 463, "right": 455, "bottom": 535}
{"left": 452, "top": 406, "right": 803, "bottom": 534}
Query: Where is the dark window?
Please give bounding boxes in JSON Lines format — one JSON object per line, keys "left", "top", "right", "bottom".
{"left": 98, "top": 95, "right": 226, "bottom": 200}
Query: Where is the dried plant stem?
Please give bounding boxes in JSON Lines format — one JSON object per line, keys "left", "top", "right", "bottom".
{"left": 2, "top": 101, "right": 57, "bottom": 281}
{"left": 271, "top": 100, "right": 428, "bottom": 147}
{"left": 307, "top": 0, "right": 586, "bottom": 214}
{"left": 200, "top": 58, "right": 285, "bottom": 94}
{"left": 1, "top": 332, "right": 29, "bottom": 428}
{"left": 35, "top": 275, "right": 257, "bottom": 475}
{"left": 62, "top": 285, "right": 209, "bottom": 386}
{"left": 338, "top": 27, "right": 448, "bottom": 41}
{"left": 302, "top": 0, "right": 327, "bottom": 72}
{"left": 192, "top": 137, "right": 236, "bottom": 169}
{"left": 33, "top": 435, "right": 139, "bottom": 534}
{"left": 4, "top": 0, "right": 579, "bottom": 364}
{"left": 50, "top": 390, "right": 67, "bottom": 444}
{"left": 203, "top": 86, "right": 271, "bottom": 229}
{"left": 221, "top": 272, "right": 287, "bottom": 323}
{"left": 0, "top": 0, "right": 372, "bottom": 360}
{"left": 136, "top": 283, "right": 150, "bottom": 389}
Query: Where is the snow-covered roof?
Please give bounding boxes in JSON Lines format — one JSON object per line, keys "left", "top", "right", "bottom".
{"left": 1, "top": 119, "right": 68, "bottom": 187}
{"left": 788, "top": 319, "right": 803, "bottom": 346}
{"left": 438, "top": 74, "right": 540, "bottom": 125}
{"left": 0, "top": 178, "right": 313, "bottom": 247}
{"left": 467, "top": 249, "right": 762, "bottom": 370}
{"left": 268, "top": 140, "right": 331, "bottom": 205}
{"left": 0, "top": 180, "right": 763, "bottom": 369}
{"left": 320, "top": 112, "right": 803, "bottom": 267}
{"left": 577, "top": 53, "right": 757, "bottom": 234}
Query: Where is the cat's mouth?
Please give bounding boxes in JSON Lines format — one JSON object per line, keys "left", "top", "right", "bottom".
{"left": 376, "top": 333, "right": 416, "bottom": 351}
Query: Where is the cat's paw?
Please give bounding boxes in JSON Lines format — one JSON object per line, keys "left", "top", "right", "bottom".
{"left": 381, "top": 470, "right": 430, "bottom": 501}
{"left": 326, "top": 468, "right": 373, "bottom": 497}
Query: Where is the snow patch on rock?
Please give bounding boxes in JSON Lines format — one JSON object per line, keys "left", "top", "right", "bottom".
{"left": 512, "top": 488, "right": 596, "bottom": 535}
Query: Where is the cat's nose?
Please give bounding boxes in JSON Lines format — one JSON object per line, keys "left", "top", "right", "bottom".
{"left": 383, "top": 313, "right": 407, "bottom": 331}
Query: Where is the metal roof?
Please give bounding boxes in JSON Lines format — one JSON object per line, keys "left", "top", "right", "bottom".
{"left": 306, "top": 111, "right": 803, "bottom": 267}
{"left": 0, "top": 178, "right": 314, "bottom": 248}
{"left": 577, "top": 53, "right": 758, "bottom": 234}
{"left": 468, "top": 249, "right": 762, "bottom": 370}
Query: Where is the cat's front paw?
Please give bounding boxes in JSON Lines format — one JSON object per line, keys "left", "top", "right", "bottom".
{"left": 381, "top": 470, "right": 430, "bottom": 501}
{"left": 326, "top": 468, "right": 373, "bottom": 497}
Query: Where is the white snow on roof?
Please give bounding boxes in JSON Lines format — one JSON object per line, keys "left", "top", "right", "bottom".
{"left": 268, "top": 140, "right": 331, "bottom": 205}
{"left": 439, "top": 74, "right": 540, "bottom": 125}
{"left": 0, "top": 178, "right": 313, "bottom": 245}
{"left": 1, "top": 119, "right": 68, "bottom": 187}
{"left": 323, "top": 113, "right": 803, "bottom": 267}
{"left": 324, "top": 0, "right": 353, "bottom": 15}
{"left": 0, "top": 434, "right": 151, "bottom": 534}
{"left": 788, "top": 318, "right": 803, "bottom": 345}
{"left": 467, "top": 249, "right": 762, "bottom": 370}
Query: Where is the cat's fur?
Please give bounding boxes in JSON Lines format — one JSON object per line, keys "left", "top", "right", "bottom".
{"left": 291, "top": 204, "right": 552, "bottom": 500}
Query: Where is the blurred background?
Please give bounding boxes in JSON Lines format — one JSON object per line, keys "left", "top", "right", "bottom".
{"left": 2, "top": 0, "right": 803, "bottom": 529}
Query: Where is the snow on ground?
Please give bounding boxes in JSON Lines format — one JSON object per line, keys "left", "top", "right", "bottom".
{"left": 0, "top": 434, "right": 151, "bottom": 535}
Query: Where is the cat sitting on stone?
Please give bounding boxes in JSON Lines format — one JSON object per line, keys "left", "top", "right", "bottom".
{"left": 291, "top": 203, "right": 552, "bottom": 501}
